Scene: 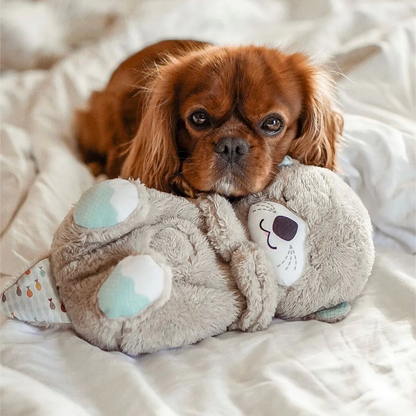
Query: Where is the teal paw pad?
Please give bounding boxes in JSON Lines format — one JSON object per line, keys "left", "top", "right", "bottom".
{"left": 74, "top": 179, "right": 139, "bottom": 229}
{"left": 98, "top": 255, "right": 165, "bottom": 319}
{"left": 315, "top": 302, "right": 351, "bottom": 323}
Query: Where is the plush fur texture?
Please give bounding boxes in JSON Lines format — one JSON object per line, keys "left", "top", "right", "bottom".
{"left": 77, "top": 40, "right": 344, "bottom": 198}
{"left": 50, "top": 184, "right": 250, "bottom": 354}
{"left": 49, "top": 161, "right": 374, "bottom": 355}
{"left": 234, "top": 161, "right": 375, "bottom": 319}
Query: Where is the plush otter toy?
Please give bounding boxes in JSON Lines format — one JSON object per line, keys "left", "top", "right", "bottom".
{"left": 1, "top": 158, "right": 374, "bottom": 354}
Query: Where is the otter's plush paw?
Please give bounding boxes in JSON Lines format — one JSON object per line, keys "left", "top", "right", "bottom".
{"left": 74, "top": 179, "right": 140, "bottom": 229}
{"left": 98, "top": 254, "right": 171, "bottom": 319}
{"left": 230, "top": 242, "right": 277, "bottom": 332}
{"left": 303, "top": 302, "right": 351, "bottom": 323}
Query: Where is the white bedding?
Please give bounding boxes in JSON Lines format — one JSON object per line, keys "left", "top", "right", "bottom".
{"left": 1, "top": 0, "right": 415, "bottom": 415}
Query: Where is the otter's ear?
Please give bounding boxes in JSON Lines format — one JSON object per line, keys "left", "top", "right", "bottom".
{"left": 121, "top": 74, "right": 180, "bottom": 192}
{"left": 290, "top": 65, "right": 344, "bottom": 171}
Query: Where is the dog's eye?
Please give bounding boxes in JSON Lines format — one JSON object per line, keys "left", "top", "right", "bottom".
{"left": 261, "top": 116, "right": 284, "bottom": 135}
{"left": 190, "top": 111, "right": 210, "bottom": 127}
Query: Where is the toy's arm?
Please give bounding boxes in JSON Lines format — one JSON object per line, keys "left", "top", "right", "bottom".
{"left": 197, "top": 194, "right": 248, "bottom": 262}
{"left": 228, "top": 241, "right": 278, "bottom": 331}
{"left": 198, "top": 194, "right": 277, "bottom": 331}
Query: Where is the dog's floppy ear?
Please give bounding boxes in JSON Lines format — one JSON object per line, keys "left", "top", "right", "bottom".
{"left": 289, "top": 60, "right": 344, "bottom": 171}
{"left": 121, "top": 73, "right": 180, "bottom": 192}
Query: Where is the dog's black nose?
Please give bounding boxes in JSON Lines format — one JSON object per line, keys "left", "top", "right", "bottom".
{"left": 272, "top": 216, "right": 298, "bottom": 241}
{"left": 215, "top": 137, "right": 249, "bottom": 163}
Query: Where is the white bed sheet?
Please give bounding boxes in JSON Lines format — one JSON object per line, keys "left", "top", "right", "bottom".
{"left": 1, "top": 0, "right": 415, "bottom": 415}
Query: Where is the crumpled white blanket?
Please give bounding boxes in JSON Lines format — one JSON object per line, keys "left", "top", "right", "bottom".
{"left": 1, "top": 0, "right": 415, "bottom": 415}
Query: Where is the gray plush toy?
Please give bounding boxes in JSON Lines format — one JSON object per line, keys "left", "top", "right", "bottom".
{"left": 1, "top": 158, "right": 374, "bottom": 354}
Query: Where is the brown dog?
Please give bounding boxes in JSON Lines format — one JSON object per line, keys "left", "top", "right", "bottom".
{"left": 77, "top": 40, "right": 343, "bottom": 197}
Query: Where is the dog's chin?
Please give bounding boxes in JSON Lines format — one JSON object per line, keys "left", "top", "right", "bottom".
{"left": 182, "top": 159, "right": 269, "bottom": 197}
{"left": 213, "top": 176, "right": 238, "bottom": 197}
{"left": 212, "top": 172, "right": 255, "bottom": 197}
{"left": 208, "top": 160, "right": 245, "bottom": 197}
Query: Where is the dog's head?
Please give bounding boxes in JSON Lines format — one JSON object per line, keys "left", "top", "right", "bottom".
{"left": 121, "top": 45, "right": 343, "bottom": 197}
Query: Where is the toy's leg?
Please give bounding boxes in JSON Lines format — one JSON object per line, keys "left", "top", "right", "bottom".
{"left": 118, "top": 276, "right": 242, "bottom": 355}
{"left": 72, "top": 178, "right": 150, "bottom": 242}
{"left": 68, "top": 251, "right": 241, "bottom": 354}
{"left": 65, "top": 251, "right": 172, "bottom": 351}
{"left": 51, "top": 178, "right": 153, "bottom": 276}
{"left": 302, "top": 302, "right": 351, "bottom": 323}
{"left": 97, "top": 253, "right": 171, "bottom": 320}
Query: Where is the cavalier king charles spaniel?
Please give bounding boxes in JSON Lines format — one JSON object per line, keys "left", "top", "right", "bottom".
{"left": 77, "top": 40, "right": 343, "bottom": 198}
